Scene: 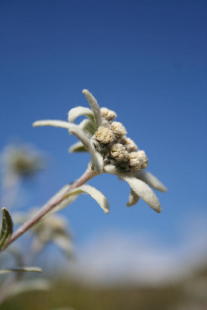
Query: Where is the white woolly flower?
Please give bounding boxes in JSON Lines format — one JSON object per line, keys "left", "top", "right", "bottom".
{"left": 33, "top": 89, "right": 167, "bottom": 213}
{"left": 101, "top": 107, "right": 117, "bottom": 121}
{"left": 94, "top": 126, "right": 115, "bottom": 144}
{"left": 110, "top": 143, "right": 129, "bottom": 162}
{"left": 110, "top": 121, "right": 127, "bottom": 138}
{"left": 121, "top": 137, "right": 138, "bottom": 152}
{"left": 129, "top": 150, "right": 148, "bottom": 170}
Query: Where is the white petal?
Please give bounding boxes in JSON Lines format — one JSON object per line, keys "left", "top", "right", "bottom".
{"left": 82, "top": 89, "right": 102, "bottom": 127}
{"left": 127, "top": 189, "right": 140, "bottom": 207}
{"left": 121, "top": 176, "right": 161, "bottom": 212}
{"left": 69, "top": 184, "right": 110, "bottom": 213}
{"left": 68, "top": 106, "right": 94, "bottom": 122}
{"left": 137, "top": 171, "right": 167, "bottom": 192}
{"left": 69, "top": 141, "right": 87, "bottom": 152}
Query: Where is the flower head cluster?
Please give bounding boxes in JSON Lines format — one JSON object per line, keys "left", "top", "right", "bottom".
{"left": 33, "top": 90, "right": 167, "bottom": 213}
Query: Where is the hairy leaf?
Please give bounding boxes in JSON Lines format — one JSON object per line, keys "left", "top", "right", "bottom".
{"left": 69, "top": 125, "right": 103, "bottom": 173}
{"left": 127, "top": 189, "right": 140, "bottom": 207}
{"left": 122, "top": 176, "right": 161, "bottom": 212}
{"left": 136, "top": 171, "right": 167, "bottom": 192}
{"left": 64, "top": 184, "right": 110, "bottom": 214}
{"left": 68, "top": 106, "right": 94, "bottom": 122}
{"left": 79, "top": 119, "right": 96, "bottom": 136}
{"left": 82, "top": 89, "right": 102, "bottom": 127}
{"left": 69, "top": 141, "right": 87, "bottom": 152}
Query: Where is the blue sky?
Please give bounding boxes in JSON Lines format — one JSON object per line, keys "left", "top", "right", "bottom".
{"left": 0, "top": 0, "right": 207, "bottom": 266}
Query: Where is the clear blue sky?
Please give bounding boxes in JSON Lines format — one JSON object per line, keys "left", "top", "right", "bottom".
{"left": 0, "top": 0, "right": 206, "bottom": 249}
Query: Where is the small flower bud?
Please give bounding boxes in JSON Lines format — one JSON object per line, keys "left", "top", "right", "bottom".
{"left": 129, "top": 150, "right": 148, "bottom": 170}
{"left": 110, "top": 121, "right": 127, "bottom": 138}
{"left": 110, "top": 143, "right": 129, "bottom": 162}
{"left": 94, "top": 126, "right": 115, "bottom": 144}
{"left": 121, "top": 137, "right": 138, "bottom": 152}
{"left": 101, "top": 107, "right": 117, "bottom": 121}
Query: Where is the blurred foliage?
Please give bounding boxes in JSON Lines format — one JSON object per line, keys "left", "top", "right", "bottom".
{"left": 1, "top": 144, "right": 44, "bottom": 179}
{"left": 1, "top": 263, "right": 207, "bottom": 310}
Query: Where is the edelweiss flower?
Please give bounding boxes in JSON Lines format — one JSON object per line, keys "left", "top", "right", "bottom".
{"left": 33, "top": 89, "right": 167, "bottom": 213}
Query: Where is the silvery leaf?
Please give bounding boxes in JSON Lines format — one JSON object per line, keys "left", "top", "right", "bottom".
{"left": 69, "top": 125, "right": 103, "bottom": 173}
{"left": 127, "top": 189, "right": 140, "bottom": 207}
{"left": 137, "top": 170, "right": 167, "bottom": 192}
{"left": 79, "top": 119, "right": 96, "bottom": 136}
{"left": 0, "top": 267, "right": 42, "bottom": 274}
{"left": 82, "top": 89, "right": 102, "bottom": 127}
{"left": 104, "top": 164, "right": 120, "bottom": 175}
{"left": 68, "top": 106, "right": 94, "bottom": 122}
{"left": 33, "top": 120, "right": 74, "bottom": 130}
{"left": 33, "top": 120, "right": 103, "bottom": 172}
{"left": 68, "top": 184, "right": 110, "bottom": 214}
{"left": 69, "top": 141, "right": 87, "bottom": 152}
{"left": 47, "top": 185, "right": 78, "bottom": 215}
{"left": 122, "top": 176, "right": 161, "bottom": 212}
{"left": 0, "top": 208, "right": 13, "bottom": 250}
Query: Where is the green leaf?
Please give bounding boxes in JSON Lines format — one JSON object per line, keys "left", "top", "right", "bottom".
{"left": 0, "top": 208, "right": 13, "bottom": 250}
{"left": 0, "top": 266, "right": 42, "bottom": 274}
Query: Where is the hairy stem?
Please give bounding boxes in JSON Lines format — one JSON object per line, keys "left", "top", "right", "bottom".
{"left": 3, "top": 166, "right": 97, "bottom": 250}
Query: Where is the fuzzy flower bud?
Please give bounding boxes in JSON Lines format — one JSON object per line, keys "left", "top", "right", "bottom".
{"left": 101, "top": 107, "right": 117, "bottom": 121}
{"left": 129, "top": 150, "right": 148, "bottom": 170}
{"left": 121, "top": 137, "right": 138, "bottom": 152}
{"left": 110, "top": 121, "right": 127, "bottom": 138}
{"left": 94, "top": 126, "right": 115, "bottom": 144}
{"left": 110, "top": 143, "right": 129, "bottom": 162}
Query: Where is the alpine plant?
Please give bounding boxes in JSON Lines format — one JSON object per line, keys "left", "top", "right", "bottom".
{"left": 33, "top": 89, "right": 167, "bottom": 213}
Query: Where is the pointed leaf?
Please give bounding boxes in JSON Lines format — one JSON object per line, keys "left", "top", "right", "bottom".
{"left": 0, "top": 208, "right": 13, "bottom": 250}
{"left": 68, "top": 184, "right": 110, "bottom": 213}
{"left": 82, "top": 89, "right": 102, "bottom": 127}
{"left": 33, "top": 120, "right": 73, "bottom": 129}
{"left": 79, "top": 119, "right": 96, "bottom": 136}
{"left": 69, "top": 141, "right": 87, "bottom": 152}
{"left": 68, "top": 106, "right": 94, "bottom": 122}
{"left": 47, "top": 185, "right": 78, "bottom": 215}
{"left": 33, "top": 120, "right": 103, "bottom": 173}
{"left": 137, "top": 171, "right": 167, "bottom": 192}
{"left": 104, "top": 164, "right": 119, "bottom": 175}
{"left": 127, "top": 189, "right": 140, "bottom": 207}
{"left": 69, "top": 125, "right": 103, "bottom": 173}
{"left": 122, "top": 176, "right": 161, "bottom": 212}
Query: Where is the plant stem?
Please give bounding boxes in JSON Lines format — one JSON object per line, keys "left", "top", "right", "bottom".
{"left": 4, "top": 166, "right": 97, "bottom": 250}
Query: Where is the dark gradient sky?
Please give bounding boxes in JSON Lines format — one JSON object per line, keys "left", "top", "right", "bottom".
{"left": 0, "top": 0, "right": 207, "bottom": 248}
